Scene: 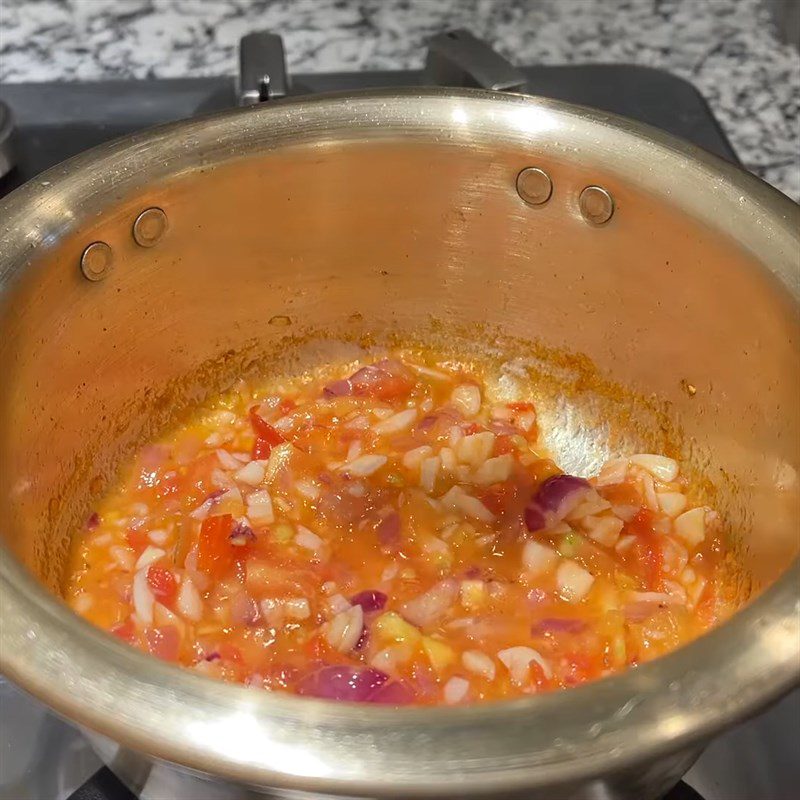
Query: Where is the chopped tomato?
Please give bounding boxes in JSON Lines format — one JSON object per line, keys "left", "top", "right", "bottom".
{"left": 507, "top": 402, "right": 535, "bottom": 412}
{"left": 218, "top": 642, "right": 243, "bottom": 663}
{"left": 481, "top": 482, "right": 518, "bottom": 515}
{"left": 147, "top": 565, "right": 177, "bottom": 603}
{"left": 493, "top": 435, "right": 517, "bottom": 456}
{"left": 276, "top": 399, "right": 296, "bottom": 415}
{"left": 626, "top": 510, "right": 663, "bottom": 590}
{"left": 111, "top": 617, "right": 136, "bottom": 644}
{"left": 145, "top": 625, "right": 180, "bottom": 661}
{"left": 249, "top": 406, "right": 285, "bottom": 459}
{"left": 197, "top": 514, "right": 235, "bottom": 578}
{"left": 461, "top": 422, "right": 482, "bottom": 436}
{"left": 125, "top": 528, "right": 150, "bottom": 554}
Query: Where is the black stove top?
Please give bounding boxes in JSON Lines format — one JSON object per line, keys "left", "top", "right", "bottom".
{"left": 0, "top": 29, "right": 793, "bottom": 800}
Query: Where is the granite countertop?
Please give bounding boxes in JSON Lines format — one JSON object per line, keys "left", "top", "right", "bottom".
{"left": 1, "top": 0, "right": 798, "bottom": 200}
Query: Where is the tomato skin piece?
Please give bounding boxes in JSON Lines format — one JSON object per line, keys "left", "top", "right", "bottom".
{"left": 625, "top": 509, "right": 664, "bottom": 590}
{"left": 507, "top": 402, "right": 535, "bottom": 412}
{"left": 111, "top": 617, "right": 136, "bottom": 644}
{"left": 146, "top": 625, "right": 180, "bottom": 662}
{"left": 147, "top": 565, "right": 177, "bottom": 603}
{"left": 249, "top": 406, "right": 285, "bottom": 459}
{"left": 197, "top": 514, "right": 235, "bottom": 578}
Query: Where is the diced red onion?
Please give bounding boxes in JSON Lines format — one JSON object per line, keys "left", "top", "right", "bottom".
{"left": 524, "top": 474, "right": 591, "bottom": 532}
{"left": 229, "top": 521, "right": 256, "bottom": 545}
{"left": 86, "top": 512, "right": 100, "bottom": 530}
{"left": 531, "top": 617, "right": 587, "bottom": 635}
{"left": 350, "top": 589, "right": 388, "bottom": 612}
{"left": 296, "top": 665, "right": 389, "bottom": 702}
{"left": 367, "top": 678, "right": 413, "bottom": 705}
{"left": 323, "top": 378, "right": 352, "bottom": 398}
{"left": 204, "top": 651, "right": 221, "bottom": 662}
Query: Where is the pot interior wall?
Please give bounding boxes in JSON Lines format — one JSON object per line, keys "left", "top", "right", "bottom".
{"left": 0, "top": 133, "right": 797, "bottom": 601}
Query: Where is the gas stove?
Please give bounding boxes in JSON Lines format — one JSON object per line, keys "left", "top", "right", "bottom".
{"left": 0, "top": 29, "right": 796, "bottom": 800}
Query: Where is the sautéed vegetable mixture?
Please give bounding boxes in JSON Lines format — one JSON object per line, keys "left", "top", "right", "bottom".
{"left": 66, "top": 354, "right": 736, "bottom": 705}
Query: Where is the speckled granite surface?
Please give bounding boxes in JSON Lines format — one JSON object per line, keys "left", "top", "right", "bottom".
{"left": 1, "top": 0, "right": 798, "bottom": 199}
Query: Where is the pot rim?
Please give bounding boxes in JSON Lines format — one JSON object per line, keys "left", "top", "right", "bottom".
{"left": 1, "top": 88, "right": 798, "bottom": 795}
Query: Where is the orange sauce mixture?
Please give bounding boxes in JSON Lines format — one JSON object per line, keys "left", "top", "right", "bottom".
{"left": 66, "top": 353, "right": 735, "bottom": 704}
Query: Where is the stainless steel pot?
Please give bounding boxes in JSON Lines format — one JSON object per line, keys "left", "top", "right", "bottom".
{"left": 0, "top": 88, "right": 798, "bottom": 800}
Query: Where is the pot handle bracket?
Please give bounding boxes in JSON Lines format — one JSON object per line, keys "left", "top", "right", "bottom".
{"left": 238, "top": 31, "right": 289, "bottom": 105}
{"left": 422, "top": 30, "right": 527, "bottom": 93}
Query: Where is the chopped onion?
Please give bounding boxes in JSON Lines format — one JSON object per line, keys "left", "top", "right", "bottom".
{"left": 444, "top": 676, "right": 470, "bottom": 704}
{"left": 234, "top": 460, "right": 266, "bottom": 486}
{"left": 326, "top": 604, "right": 364, "bottom": 653}
{"left": 472, "top": 454, "right": 513, "bottom": 486}
{"left": 455, "top": 431, "right": 495, "bottom": 467}
{"left": 401, "top": 579, "right": 458, "bottom": 627}
{"left": 615, "top": 534, "right": 637, "bottom": 553}
{"left": 516, "top": 411, "right": 536, "bottom": 433}
{"left": 132, "top": 568, "right": 155, "bottom": 625}
{"left": 176, "top": 577, "right": 202, "bottom": 621}
{"left": 555, "top": 560, "right": 595, "bottom": 603}
{"left": 345, "top": 440, "right": 363, "bottom": 464}
{"left": 595, "top": 458, "right": 629, "bottom": 487}
{"left": 581, "top": 515, "right": 624, "bottom": 547}
{"left": 263, "top": 443, "right": 293, "bottom": 484}
{"left": 455, "top": 492, "right": 495, "bottom": 523}
{"left": 295, "top": 479, "right": 320, "bottom": 500}
{"left": 135, "top": 546, "right": 166, "bottom": 571}
{"left": 373, "top": 408, "right": 417, "bottom": 435}
{"left": 216, "top": 449, "right": 240, "bottom": 470}
{"left": 419, "top": 456, "right": 440, "bottom": 493}
{"left": 498, "top": 645, "right": 552, "bottom": 683}
{"left": 439, "top": 447, "right": 457, "bottom": 472}
{"left": 450, "top": 384, "right": 482, "bottom": 417}
{"left": 630, "top": 454, "right": 679, "bottom": 483}
{"left": 640, "top": 472, "right": 660, "bottom": 511}
{"left": 327, "top": 593, "right": 352, "bottom": 616}
{"left": 285, "top": 597, "right": 311, "bottom": 620}
{"left": 522, "top": 540, "right": 559, "bottom": 575}
{"left": 259, "top": 598, "right": 285, "bottom": 627}
{"left": 148, "top": 528, "right": 169, "bottom": 546}
{"left": 295, "top": 525, "right": 324, "bottom": 553}
{"left": 246, "top": 489, "right": 274, "bottom": 525}
{"left": 462, "top": 649, "right": 496, "bottom": 680}
{"left": 402, "top": 445, "right": 433, "bottom": 470}
{"left": 344, "top": 454, "right": 387, "bottom": 477}
{"left": 673, "top": 507, "right": 706, "bottom": 547}
{"left": 658, "top": 491, "right": 688, "bottom": 518}
{"left": 448, "top": 425, "right": 465, "bottom": 448}
{"left": 110, "top": 546, "right": 135, "bottom": 571}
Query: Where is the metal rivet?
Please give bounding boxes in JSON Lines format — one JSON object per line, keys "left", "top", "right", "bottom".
{"left": 132, "top": 207, "right": 168, "bottom": 247}
{"left": 516, "top": 167, "right": 553, "bottom": 205}
{"left": 579, "top": 185, "right": 615, "bottom": 225}
{"left": 80, "top": 241, "right": 113, "bottom": 281}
